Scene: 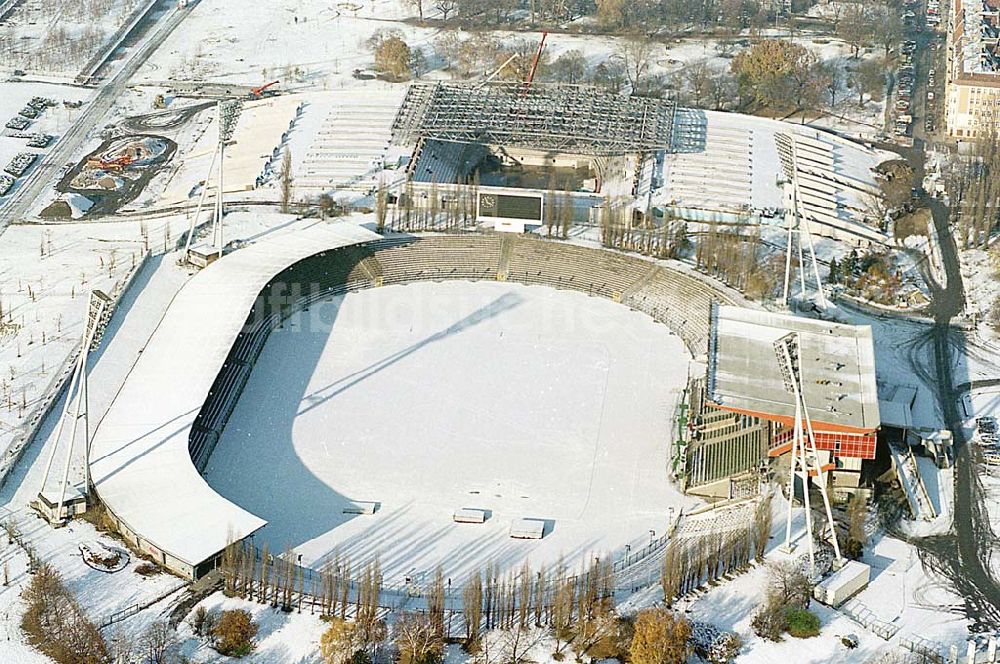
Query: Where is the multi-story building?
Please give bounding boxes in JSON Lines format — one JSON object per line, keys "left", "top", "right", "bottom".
{"left": 946, "top": 0, "right": 1000, "bottom": 139}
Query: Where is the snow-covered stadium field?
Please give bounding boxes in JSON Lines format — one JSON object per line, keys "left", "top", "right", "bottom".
{"left": 205, "top": 280, "right": 697, "bottom": 582}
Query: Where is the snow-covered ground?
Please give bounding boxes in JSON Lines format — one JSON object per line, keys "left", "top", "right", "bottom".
{"left": 0, "top": 0, "right": 984, "bottom": 660}
{"left": 0, "top": 0, "right": 145, "bottom": 80}
{"left": 960, "top": 246, "right": 1000, "bottom": 344}
{"left": 683, "top": 532, "right": 970, "bottom": 663}
{"left": 206, "top": 280, "right": 698, "bottom": 582}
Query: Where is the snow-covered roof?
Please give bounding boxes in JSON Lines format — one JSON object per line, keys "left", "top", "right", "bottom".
{"left": 707, "top": 306, "right": 880, "bottom": 432}
{"left": 89, "top": 221, "right": 380, "bottom": 568}
{"left": 661, "top": 109, "right": 890, "bottom": 242}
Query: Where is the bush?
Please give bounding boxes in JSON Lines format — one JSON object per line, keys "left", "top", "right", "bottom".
{"left": 784, "top": 607, "right": 820, "bottom": 638}
{"left": 843, "top": 537, "right": 865, "bottom": 561}
{"left": 213, "top": 609, "right": 258, "bottom": 657}
{"left": 191, "top": 606, "right": 218, "bottom": 638}
{"left": 750, "top": 600, "right": 787, "bottom": 642}
{"left": 629, "top": 608, "right": 691, "bottom": 664}
{"left": 21, "top": 564, "right": 108, "bottom": 664}
{"left": 135, "top": 562, "right": 161, "bottom": 576}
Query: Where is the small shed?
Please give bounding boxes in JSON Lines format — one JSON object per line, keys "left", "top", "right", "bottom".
{"left": 509, "top": 518, "right": 546, "bottom": 540}
{"left": 453, "top": 508, "right": 487, "bottom": 524}
{"left": 36, "top": 486, "right": 88, "bottom": 524}
{"left": 187, "top": 244, "right": 220, "bottom": 268}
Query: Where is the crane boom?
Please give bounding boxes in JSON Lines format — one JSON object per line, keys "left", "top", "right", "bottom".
{"left": 525, "top": 31, "right": 548, "bottom": 86}
{"left": 249, "top": 80, "right": 279, "bottom": 98}
{"left": 479, "top": 54, "right": 519, "bottom": 87}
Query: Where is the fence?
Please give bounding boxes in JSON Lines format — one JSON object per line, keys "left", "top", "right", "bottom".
{"left": 839, "top": 600, "right": 900, "bottom": 641}
{"left": 100, "top": 603, "right": 142, "bottom": 629}
{"left": 899, "top": 634, "right": 946, "bottom": 663}
{"left": 98, "top": 580, "right": 186, "bottom": 630}
{"left": 224, "top": 495, "right": 758, "bottom": 623}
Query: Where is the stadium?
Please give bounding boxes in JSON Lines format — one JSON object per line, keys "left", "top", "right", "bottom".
{"left": 382, "top": 82, "right": 893, "bottom": 243}
{"left": 88, "top": 83, "right": 882, "bottom": 583}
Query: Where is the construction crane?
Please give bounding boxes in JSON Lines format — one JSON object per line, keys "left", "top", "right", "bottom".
{"left": 478, "top": 54, "right": 519, "bottom": 88}
{"left": 524, "top": 31, "right": 548, "bottom": 86}
{"left": 248, "top": 80, "right": 279, "bottom": 99}
{"left": 86, "top": 155, "right": 132, "bottom": 172}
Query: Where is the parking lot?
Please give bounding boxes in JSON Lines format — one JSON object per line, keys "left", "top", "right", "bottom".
{"left": 891, "top": 0, "right": 949, "bottom": 143}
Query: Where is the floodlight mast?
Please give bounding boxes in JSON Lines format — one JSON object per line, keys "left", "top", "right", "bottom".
{"left": 210, "top": 100, "right": 242, "bottom": 259}
{"left": 38, "top": 291, "right": 108, "bottom": 523}
{"left": 773, "top": 332, "right": 842, "bottom": 572}
{"left": 182, "top": 142, "right": 219, "bottom": 259}
{"left": 781, "top": 139, "right": 828, "bottom": 309}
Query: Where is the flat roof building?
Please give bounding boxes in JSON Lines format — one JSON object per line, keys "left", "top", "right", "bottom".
{"left": 707, "top": 306, "right": 880, "bottom": 460}
{"left": 946, "top": 0, "right": 1000, "bottom": 139}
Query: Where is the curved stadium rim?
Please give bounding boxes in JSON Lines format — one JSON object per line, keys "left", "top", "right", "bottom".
{"left": 96, "top": 231, "right": 744, "bottom": 580}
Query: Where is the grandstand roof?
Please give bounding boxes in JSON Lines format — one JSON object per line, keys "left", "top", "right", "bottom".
{"left": 706, "top": 306, "right": 879, "bottom": 432}
{"left": 392, "top": 82, "right": 677, "bottom": 155}
{"left": 89, "top": 222, "right": 380, "bottom": 569}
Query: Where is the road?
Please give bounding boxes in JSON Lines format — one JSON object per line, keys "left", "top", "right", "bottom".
{"left": 0, "top": 3, "right": 193, "bottom": 234}
{"left": 915, "top": 183, "right": 1000, "bottom": 629}
{"left": 882, "top": 119, "right": 1000, "bottom": 627}
{"left": 874, "top": 0, "right": 1000, "bottom": 630}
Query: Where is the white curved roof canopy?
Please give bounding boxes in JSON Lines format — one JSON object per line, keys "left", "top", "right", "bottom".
{"left": 90, "top": 221, "right": 380, "bottom": 568}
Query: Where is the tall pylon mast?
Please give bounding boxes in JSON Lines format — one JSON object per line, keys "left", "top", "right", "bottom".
{"left": 773, "top": 332, "right": 842, "bottom": 572}
{"left": 209, "top": 99, "right": 243, "bottom": 259}
{"left": 781, "top": 139, "right": 828, "bottom": 309}
{"left": 39, "top": 290, "right": 109, "bottom": 524}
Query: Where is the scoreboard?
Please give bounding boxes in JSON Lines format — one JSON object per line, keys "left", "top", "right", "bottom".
{"left": 477, "top": 192, "right": 543, "bottom": 224}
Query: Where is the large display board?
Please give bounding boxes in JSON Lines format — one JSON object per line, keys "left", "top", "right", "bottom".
{"left": 477, "top": 192, "right": 543, "bottom": 223}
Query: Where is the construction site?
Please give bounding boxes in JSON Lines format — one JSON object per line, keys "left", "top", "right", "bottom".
{"left": 43, "top": 134, "right": 175, "bottom": 218}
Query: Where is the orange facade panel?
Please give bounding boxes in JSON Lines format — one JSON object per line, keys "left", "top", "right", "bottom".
{"left": 769, "top": 427, "right": 876, "bottom": 460}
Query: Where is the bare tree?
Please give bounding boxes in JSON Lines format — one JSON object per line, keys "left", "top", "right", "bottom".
{"left": 395, "top": 612, "right": 444, "bottom": 664}
{"left": 141, "top": 622, "right": 174, "bottom": 664}
{"left": 434, "top": 0, "right": 457, "bottom": 19}
{"left": 463, "top": 570, "right": 484, "bottom": 649}
{"left": 281, "top": 149, "right": 294, "bottom": 214}
{"left": 767, "top": 560, "right": 811, "bottom": 609}
{"left": 615, "top": 38, "right": 655, "bottom": 91}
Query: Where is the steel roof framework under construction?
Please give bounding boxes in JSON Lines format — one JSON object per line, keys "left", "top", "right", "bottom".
{"left": 392, "top": 82, "right": 677, "bottom": 156}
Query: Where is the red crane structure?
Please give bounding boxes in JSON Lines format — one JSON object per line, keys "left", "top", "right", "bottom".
{"left": 524, "top": 32, "right": 548, "bottom": 86}
{"left": 86, "top": 155, "right": 133, "bottom": 171}
{"left": 248, "top": 80, "right": 279, "bottom": 99}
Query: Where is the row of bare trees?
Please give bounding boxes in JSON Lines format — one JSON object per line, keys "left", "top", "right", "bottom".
{"left": 222, "top": 496, "right": 768, "bottom": 662}
{"left": 599, "top": 199, "right": 689, "bottom": 260}
{"left": 386, "top": 180, "right": 480, "bottom": 233}
{"left": 947, "top": 128, "right": 1000, "bottom": 249}
{"left": 221, "top": 540, "right": 383, "bottom": 632}
{"left": 660, "top": 497, "right": 773, "bottom": 607}
{"left": 599, "top": 201, "right": 783, "bottom": 302}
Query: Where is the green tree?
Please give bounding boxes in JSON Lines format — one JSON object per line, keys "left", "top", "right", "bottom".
{"left": 827, "top": 256, "right": 840, "bottom": 284}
